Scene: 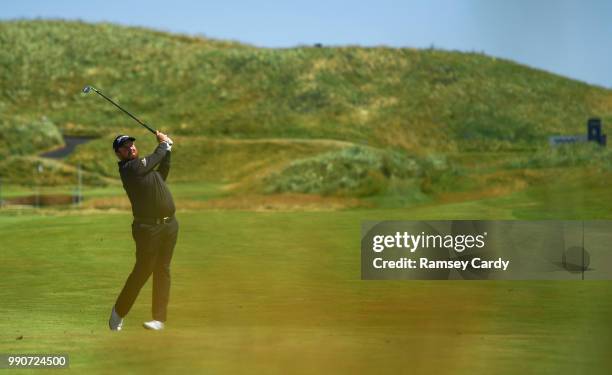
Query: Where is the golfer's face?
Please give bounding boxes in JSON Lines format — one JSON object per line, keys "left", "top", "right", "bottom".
{"left": 117, "top": 141, "right": 138, "bottom": 160}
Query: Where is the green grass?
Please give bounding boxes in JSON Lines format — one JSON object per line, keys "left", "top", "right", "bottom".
{"left": 0, "top": 155, "right": 111, "bottom": 187}
{"left": 0, "top": 114, "right": 63, "bottom": 160}
{"left": 2, "top": 18, "right": 612, "bottom": 374}
{"left": 1, "top": 19, "right": 611, "bottom": 200}
{"left": 264, "top": 145, "right": 422, "bottom": 196}
{"left": 1, "top": 158, "right": 611, "bottom": 373}
{"left": 3, "top": 19, "right": 610, "bottom": 153}
{"left": 65, "top": 135, "right": 348, "bottom": 184}
{"left": 507, "top": 142, "right": 612, "bottom": 170}
{"left": 1, "top": 203, "right": 611, "bottom": 374}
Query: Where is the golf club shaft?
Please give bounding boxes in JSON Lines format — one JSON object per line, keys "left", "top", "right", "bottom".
{"left": 92, "top": 88, "right": 157, "bottom": 134}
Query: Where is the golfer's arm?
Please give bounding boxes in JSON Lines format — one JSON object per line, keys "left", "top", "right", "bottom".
{"left": 157, "top": 151, "right": 171, "bottom": 181}
{"left": 129, "top": 143, "right": 168, "bottom": 176}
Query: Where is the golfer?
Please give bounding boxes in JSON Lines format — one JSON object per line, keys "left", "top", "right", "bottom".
{"left": 108, "top": 131, "right": 178, "bottom": 331}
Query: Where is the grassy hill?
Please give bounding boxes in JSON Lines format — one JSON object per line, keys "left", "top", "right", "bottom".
{"left": 2, "top": 20, "right": 611, "bottom": 147}
{"left": 1, "top": 19, "right": 611, "bottom": 203}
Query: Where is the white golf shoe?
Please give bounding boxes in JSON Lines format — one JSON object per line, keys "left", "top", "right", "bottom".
{"left": 143, "top": 320, "right": 165, "bottom": 331}
{"left": 108, "top": 307, "right": 123, "bottom": 331}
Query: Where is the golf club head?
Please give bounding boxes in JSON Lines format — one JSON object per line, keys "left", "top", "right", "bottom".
{"left": 82, "top": 85, "right": 93, "bottom": 94}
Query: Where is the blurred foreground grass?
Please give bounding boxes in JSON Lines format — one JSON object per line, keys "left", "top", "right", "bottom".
{"left": 1, "top": 203, "right": 611, "bottom": 374}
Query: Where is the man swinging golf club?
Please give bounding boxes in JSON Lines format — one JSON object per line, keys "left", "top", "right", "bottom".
{"left": 108, "top": 131, "right": 178, "bottom": 331}
{"left": 81, "top": 85, "right": 178, "bottom": 331}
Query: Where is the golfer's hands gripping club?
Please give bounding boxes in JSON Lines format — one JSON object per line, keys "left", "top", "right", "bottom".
{"left": 156, "top": 131, "right": 174, "bottom": 150}
{"left": 156, "top": 131, "right": 169, "bottom": 143}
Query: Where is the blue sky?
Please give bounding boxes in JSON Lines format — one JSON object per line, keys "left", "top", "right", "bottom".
{"left": 2, "top": 0, "right": 611, "bottom": 87}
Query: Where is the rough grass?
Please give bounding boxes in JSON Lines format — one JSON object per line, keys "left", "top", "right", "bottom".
{"left": 65, "top": 134, "right": 350, "bottom": 183}
{"left": 264, "top": 146, "right": 421, "bottom": 196}
{"left": 506, "top": 142, "right": 612, "bottom": 170}
{"left": 2, "top": 19, "right": 612, "bottom": 202}
{"left": 1, "top": 20, "right": 611, "bottom": 152}
{"left": 0, "top": 156, "right": 109, "bottom": 186}
{"left": 0, "top": 114, "right": 63, "bottom": 159}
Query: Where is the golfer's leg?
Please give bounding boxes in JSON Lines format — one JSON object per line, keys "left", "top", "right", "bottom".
{"left": 152, "top": 219, "right": 178, "bottom": 322}
{"left": 115, "top": 225, "right": 158, "bottom": 318}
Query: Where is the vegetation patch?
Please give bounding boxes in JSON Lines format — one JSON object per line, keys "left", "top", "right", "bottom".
{"left": 1, "top": 20, "right": 610, "bottom": 152}
{"left": 0, "top": 156, "right": 109, "bottom": 186}
{"left": 264, "top": 146, "right": 423, "bottom": 196}
{"left": 506, "top": 143, "right": 612, "bottom": 170}
{"left": 0, "top": 115, "right": 63, "bottom": 159}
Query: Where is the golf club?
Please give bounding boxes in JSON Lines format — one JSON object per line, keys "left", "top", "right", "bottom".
{"left": 82, "top": 85, "right": 157, "bottom": 134}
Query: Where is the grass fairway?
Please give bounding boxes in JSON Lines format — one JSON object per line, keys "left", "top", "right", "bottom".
{"left": 2, "top": 18, "right": 612, "bottom": 374}
{"left": 1, "top": 204, "right": 612, "bottom": 374}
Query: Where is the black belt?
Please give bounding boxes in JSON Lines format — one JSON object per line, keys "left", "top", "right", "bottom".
{"left": 133, "top": 215, "right": 174, "bottom": 225}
